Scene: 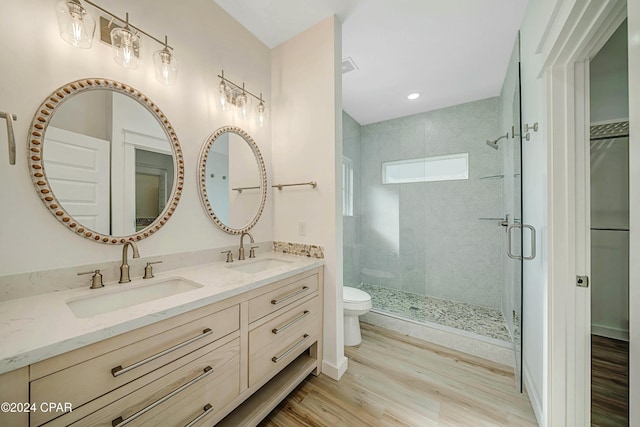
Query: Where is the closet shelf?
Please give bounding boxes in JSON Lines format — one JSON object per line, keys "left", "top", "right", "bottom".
{"left": 591, "top": 227, "right": 629, "bottom": 232}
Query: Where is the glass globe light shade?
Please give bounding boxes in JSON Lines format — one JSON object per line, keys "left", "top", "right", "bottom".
{"left": 218, "top": 81, "right": 232, "bottom": 111}
{"left": 235, "top": 92, "right": 252, "bottom": 120}
{"left": 55, "top": 0, "right": 95, "bottom": 49}
{"left": 110, "top": 26, "right": 140, "bottom": 69}
{"left": 154, "top": 48, "right": 178, "bottom": 85}
{"left": 256, "top": 100, "right": 269, "bottom": 127}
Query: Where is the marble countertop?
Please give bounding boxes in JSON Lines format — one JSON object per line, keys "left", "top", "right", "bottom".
{"left": 0, "top": 252, "right": 324, "bottom": 375}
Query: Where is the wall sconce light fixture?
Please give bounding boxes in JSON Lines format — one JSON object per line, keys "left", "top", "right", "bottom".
{"left": 154, "top": 36, "right": 178, "bottom": 86}
{"left": 55, "top": 0, "right": 178, "bottom": 85}
{"left": 109, "top": 13, "right": 139, "bottom": 69}
{"left": 235, "top": 86, "right": 252, "bottom": 120}
{"left": 55, "top": 0, "right": 95, "bottom": 49}
{"left": 217, "top": 70, "right": 268, "bottom": 127}
{"left": 256, "top": 94, "right": 268, "bottom": 127}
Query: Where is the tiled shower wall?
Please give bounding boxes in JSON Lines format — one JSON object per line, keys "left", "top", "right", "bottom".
{"left": 343, "top": 112, "right": 362, "bottom": 288}
{"left": 343, "top": 97, "right": 504, "bottom": 309}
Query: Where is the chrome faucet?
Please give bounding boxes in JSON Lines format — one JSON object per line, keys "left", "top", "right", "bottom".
{"left": 238, "top": 231, "right": 254, "bottom": 260}
{"left": 119, "top": 241, "right": 140, "bottom": 283}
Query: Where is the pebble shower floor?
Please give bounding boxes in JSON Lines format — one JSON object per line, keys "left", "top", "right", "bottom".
{"left": 356, "top": 283, "right": 512, "bottom": 342}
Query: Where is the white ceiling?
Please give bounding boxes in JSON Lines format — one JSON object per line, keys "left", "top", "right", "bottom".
{"left": 214, "top": 0, "right": 528, "bottom": 125}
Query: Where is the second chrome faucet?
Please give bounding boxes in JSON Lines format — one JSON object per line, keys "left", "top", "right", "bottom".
{"left": 238, "top": 231, "right": 256, "bottom": 261}
{"left": 119, "top": 241, "right": 140, "bottom": 283}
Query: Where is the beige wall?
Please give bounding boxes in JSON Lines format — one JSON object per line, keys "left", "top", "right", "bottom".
{"left": 271, "top": 16, "right": 347, "bottom": 380}
{"left": 0, "top": 0, "right": 272, "bottom": 275}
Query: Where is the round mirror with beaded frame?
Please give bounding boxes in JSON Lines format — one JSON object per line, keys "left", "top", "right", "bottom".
{"left": 28, "top": 78, "right": 184, "bottom": 244}
{"left": 198, "top": 126, "right": 267, "bottom": 234}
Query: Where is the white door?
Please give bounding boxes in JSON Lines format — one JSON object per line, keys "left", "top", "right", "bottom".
{"left": 44, "top": 126, "right": 110, "bottom": 234}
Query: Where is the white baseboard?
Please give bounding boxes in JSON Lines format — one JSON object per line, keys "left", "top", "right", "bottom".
{"left": 591, "top": 325, "right": 629, "bottom": 341}
{"left": 523, "top": 362, "right": 543, "bottom": 427}
{"left": 322, "top": 356, "right": 348, "bottom": 380}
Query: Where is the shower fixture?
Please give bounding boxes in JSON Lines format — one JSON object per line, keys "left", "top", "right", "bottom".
{"left": 486, "top": 133, "right": 509, "bottom": 150}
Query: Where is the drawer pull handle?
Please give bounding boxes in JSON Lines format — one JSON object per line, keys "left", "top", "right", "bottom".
{"left": 111, "top": 328, "right": 213, "bottom": 377}
{"left": 271, "top": 286, "right": 309, "bottom": 305}
{"left": 112, "top": 366, "right": 214, "bottom": 427}
{"left": 272, "top": 310, "right": 311, "bottom": 334}
{"left": 272, "top": 334, "right": 310, "bottom": 363}
{"left": 184, "top": 403, "right": 215, "bottom": 427}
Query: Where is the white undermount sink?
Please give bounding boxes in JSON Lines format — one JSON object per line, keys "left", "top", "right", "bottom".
{"left": 226, "top": 258, "right": 292, "bottom": 274}
{"left": 66, "top": 277, "right": 203, "bottom": 318}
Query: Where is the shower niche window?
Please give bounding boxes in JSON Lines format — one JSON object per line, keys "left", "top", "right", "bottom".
{"left": 382, "top": 153, "right": 469, "bottom": 184}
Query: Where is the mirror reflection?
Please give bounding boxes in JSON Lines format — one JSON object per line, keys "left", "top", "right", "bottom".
{"left": 28, "top": 79, "right": 183, "bottom": 244}
{"left": 199, "top": 127, "right": 266, "bottom": 234}
{"left": 45, "top": 89, "right": 174, "bottom": 236}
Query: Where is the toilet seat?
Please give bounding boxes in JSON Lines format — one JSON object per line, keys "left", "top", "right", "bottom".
{"left": 343, "top": 286, "right": 371, "bottom": 303}
{"left": 343, "top": 287, "right": 372, "bottom": 311}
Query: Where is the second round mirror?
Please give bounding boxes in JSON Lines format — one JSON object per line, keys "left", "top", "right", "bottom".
{"left": 198, "top": 126, "right": 267, "bottom": 234}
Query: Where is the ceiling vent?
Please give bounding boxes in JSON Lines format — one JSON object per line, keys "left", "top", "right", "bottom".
{"left": 342, "top": 57, "right": 359, "bottom": 74}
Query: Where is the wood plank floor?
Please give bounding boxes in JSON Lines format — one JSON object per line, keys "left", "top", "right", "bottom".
{"left": 591, "top": 335, "right": 629, "bottom": 427}
{"left": 260, "top": 323, "right": 537, "bottom": 426}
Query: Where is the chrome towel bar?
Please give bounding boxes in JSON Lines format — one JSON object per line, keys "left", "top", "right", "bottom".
{"left": 273, "top": 181, "right": 317, "bottom": 190}
{"left": 233, "top": 181, "right": 317, "bottom": 193}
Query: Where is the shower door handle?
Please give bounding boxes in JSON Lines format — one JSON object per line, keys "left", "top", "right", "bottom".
{"left": 522, "top": 224, "right": 536, "bottom": 260}
{"left": 507, "top": 224, "right": 536, "bottom": 261}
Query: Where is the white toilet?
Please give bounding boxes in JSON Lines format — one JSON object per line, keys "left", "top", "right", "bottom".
{"left": 343, "top": 286, "right": 372, "bottom": 346}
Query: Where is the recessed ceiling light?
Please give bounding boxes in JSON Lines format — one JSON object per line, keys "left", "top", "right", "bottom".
{"left": 407, "top": 93, "right": 421, "bottom": 100}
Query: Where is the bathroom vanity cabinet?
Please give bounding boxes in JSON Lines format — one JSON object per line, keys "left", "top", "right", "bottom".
{"left": 0, "top": 368, "right": 29, "bottom": 426}
{"left": 1, "top": 267, "right": 323, "bottom": 427}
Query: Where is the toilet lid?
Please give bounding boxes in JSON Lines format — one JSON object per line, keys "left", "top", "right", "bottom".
{"left": 343, "top": 287, "right": 371, "bottom": 303}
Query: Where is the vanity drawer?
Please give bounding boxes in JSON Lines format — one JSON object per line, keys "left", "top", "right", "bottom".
{"left": 248, "top": 299, "right": 320, "bottom": 387}
{"left": 31, "top": 304, "right": 239, "bottom": 426}
{"left": 65, "top": 338, "right": 240, "bottom": 427}
{"left": 249, "top": 296, "right": 320, "bottom": 350}
{"left": 248, "top": 272, "right": 318, "bottom": 323}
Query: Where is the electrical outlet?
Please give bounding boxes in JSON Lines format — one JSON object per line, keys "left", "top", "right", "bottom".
{"left": 298, "top": 221, "right": 306, "bottom": 236}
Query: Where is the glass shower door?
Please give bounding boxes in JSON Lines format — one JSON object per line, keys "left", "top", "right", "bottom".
{"left": 509, "top": 121, "right": 524, "bottom": 392}
{"left": 503, "top": 32, "right": 525, "bottom": 391}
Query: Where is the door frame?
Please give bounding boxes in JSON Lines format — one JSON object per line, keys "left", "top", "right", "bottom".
{"left": 543, "top": 1, "right": 626, "bottom": 426}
